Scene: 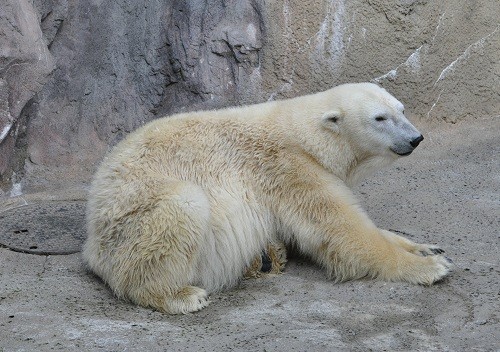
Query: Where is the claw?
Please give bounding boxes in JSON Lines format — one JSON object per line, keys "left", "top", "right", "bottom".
{"left": 430, "top": 248, "right": 445, "bottom": 255}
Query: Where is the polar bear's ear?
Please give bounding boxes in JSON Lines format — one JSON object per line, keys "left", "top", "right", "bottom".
{"left": 321, "top": 110, "right": 342, "bottom": 133}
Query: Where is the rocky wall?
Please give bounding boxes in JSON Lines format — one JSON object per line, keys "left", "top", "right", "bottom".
{"left": 0, "top": 0, "right": 499, "bottom": 194}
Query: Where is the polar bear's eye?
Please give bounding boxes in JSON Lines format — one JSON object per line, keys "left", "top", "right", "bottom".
{"left": 375, "top": 116, "right": 387, "bottom": 122}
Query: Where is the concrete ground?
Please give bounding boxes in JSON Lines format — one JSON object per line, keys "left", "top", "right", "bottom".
{"left": 0, "top": 117, "right": 498, "bottom": 351}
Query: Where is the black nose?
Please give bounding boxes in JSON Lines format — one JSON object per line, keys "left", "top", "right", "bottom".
{"left": 410, "top": 135, "right": 424, "bottom": 148}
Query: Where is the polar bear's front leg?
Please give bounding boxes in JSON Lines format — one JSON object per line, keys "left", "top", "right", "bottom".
{"left": 307, "top": 218, "right": 451, "bottom": 285}
{"left": 273, "top": 178, "right": 452, "bottom": 285}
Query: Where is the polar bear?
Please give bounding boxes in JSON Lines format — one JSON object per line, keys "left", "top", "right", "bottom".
{"left": 83, "top": 83, "right": 451, "bottom": 314}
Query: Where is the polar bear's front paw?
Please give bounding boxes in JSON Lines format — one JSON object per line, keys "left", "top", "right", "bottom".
{"left": 414, "top": 255, "right": 453, "bottom": 285}
{"left": 417, "top": 244, "right": 446, "bottom": 257}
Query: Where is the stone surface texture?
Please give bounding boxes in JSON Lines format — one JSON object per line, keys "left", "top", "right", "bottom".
{"left": 0, "top": 0, "right": 499, "bottom": 194}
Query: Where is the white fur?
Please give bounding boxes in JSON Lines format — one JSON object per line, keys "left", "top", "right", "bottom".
{"left": 83, "top": 83, "right": 451, "bottom": 314}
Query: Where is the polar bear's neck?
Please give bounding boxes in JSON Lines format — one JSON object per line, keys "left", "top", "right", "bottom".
{"left": 298, "top": 132, "right": 393, "bottom": 187}
{"left": 346, "top": 155, "right": 395, "bottom": 186}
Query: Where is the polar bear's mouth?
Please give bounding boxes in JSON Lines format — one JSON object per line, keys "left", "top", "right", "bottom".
{"left": 391, "top": 148, "right": 413, "bottom": 157}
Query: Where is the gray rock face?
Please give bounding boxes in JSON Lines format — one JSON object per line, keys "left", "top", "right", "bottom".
{"left": 0, "top": 0, "right": 55, "bottom": 180}
{"left": 0, "top": 0, "right": 499, "bottom": 193}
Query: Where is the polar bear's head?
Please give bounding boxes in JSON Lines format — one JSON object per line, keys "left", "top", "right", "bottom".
{"left": 321, "top": 83, "right": 423, "bottom": 159}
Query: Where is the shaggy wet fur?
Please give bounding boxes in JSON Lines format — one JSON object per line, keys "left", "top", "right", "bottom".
{"left": 83, "top": 83, "right": 451, "bottom": 314}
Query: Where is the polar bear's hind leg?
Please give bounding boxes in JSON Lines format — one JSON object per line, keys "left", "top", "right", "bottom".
{"left": 107, "top": 179, "right": 211, "bottom": 314}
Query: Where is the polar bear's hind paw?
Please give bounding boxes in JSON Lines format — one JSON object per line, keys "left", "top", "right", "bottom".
{"left": 151, "top": 286, "right": 209, "bottom": 314}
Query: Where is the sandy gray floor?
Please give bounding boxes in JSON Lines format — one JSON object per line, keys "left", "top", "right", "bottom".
{"left": 0, "top": 117, "right": 498, "bottom": 351}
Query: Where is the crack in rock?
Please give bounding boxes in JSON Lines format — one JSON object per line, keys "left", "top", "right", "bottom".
{"left": 434, "top": 26, "right": 499, "bottom": 86}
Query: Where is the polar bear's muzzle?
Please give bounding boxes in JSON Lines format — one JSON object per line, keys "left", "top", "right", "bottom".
{"left": 391, "top": 134, "right": 424, "bottom": 156}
